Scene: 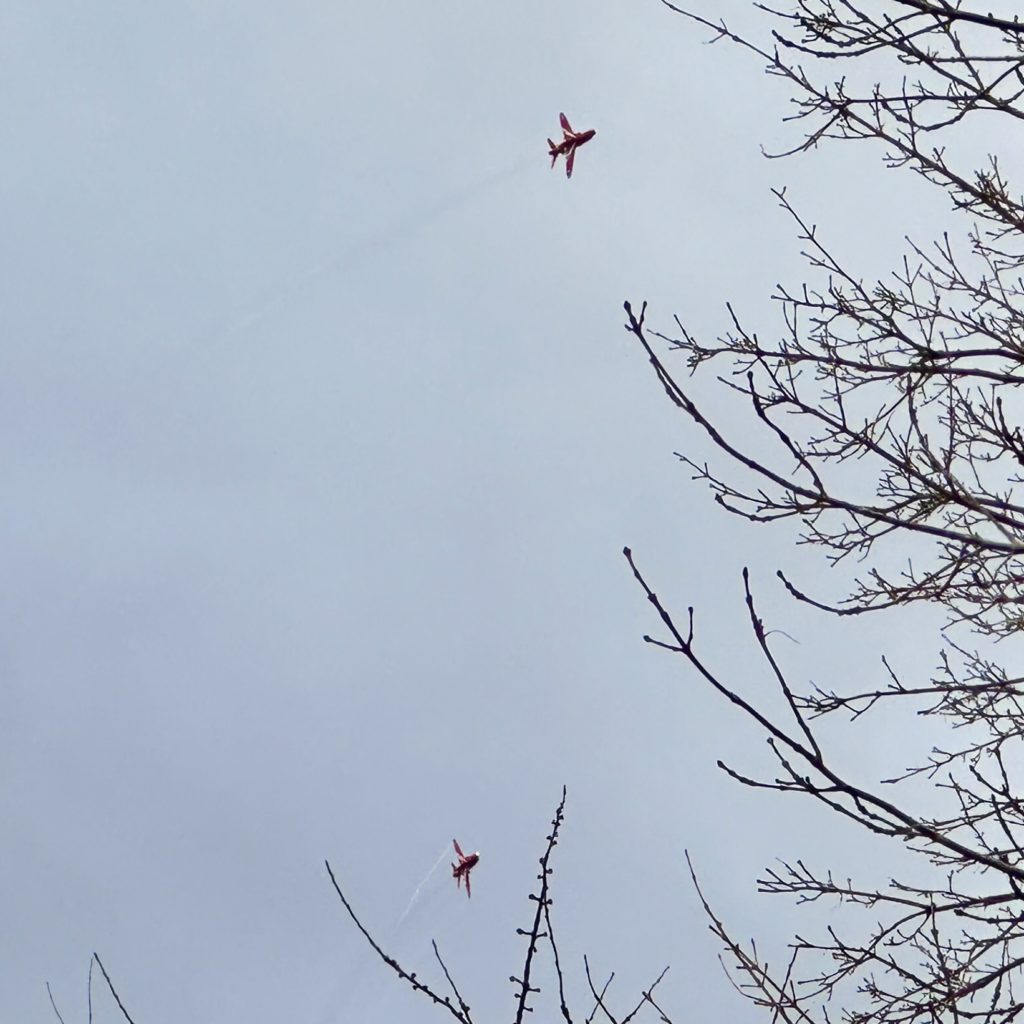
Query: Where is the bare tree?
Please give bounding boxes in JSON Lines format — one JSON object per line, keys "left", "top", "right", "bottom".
{"left": 622, "top": 2, "right": 1024, "bottom": 1022}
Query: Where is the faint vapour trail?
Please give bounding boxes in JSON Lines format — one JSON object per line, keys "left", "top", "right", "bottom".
{"left": 116, "top": 155, "right": 533, "bottom": 431}
{"left": 193, "top": 156, "right": 533, "bottom": 371}
{"left": 393, "top": 844, "right": 450, "bottom": 930}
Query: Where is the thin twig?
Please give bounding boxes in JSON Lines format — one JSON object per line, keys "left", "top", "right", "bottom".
{"left": 324, "top": 859, "right": 468, "bottom": 1023}
{"left": 512, "top": 786, "right": 568, "bottom": 1023}
{"left": 621, "top": 967, "right": 670, "bottom": 1024}
{"left": 93, "top": 954, "right": 139, "bottom": 1024}
{"left": 45, "top": 982, "right": 67, "bottom": 1024}
{"left": 584, "top": 955, "right": 620, "bottom": 1024}
{"left": 432, "top": 939, "right": 474, "bottom": 1024}
{"left": 543, "top": 859, "right": 575, "bottom": 1024}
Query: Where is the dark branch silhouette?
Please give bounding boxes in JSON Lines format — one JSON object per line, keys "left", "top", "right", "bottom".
{"left": 93, "top": 954, "right": 138, "bottom": 1024}
{"left": 625, "top": 3, "right": 1024, "bottom": 1022}
{"left": 45, "top": 982, "right": 67, "bottom": 1024}
{"left": 325, "top": 857, "right": 473, "bottom": 1023}
{"left": 511, "top": 785, "right": 566, "bottom": 1022}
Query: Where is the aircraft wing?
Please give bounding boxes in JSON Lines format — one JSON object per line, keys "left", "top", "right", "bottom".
{"left": 565, "top": 146, "right": 576, "bottom": 178}
{"left": 453, "top": 838, "right": 464, "bottom": 859}
{"left": 560, "top": 112, "right": 572, "bottom": 133}
{"left": 466, "top": 870, "right": 472, "bottom": 898}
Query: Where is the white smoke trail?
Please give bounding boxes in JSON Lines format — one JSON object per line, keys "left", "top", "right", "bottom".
{"left": 393, "top": 844, "right": 450, "bottom": 930}
{"left": 192, "top": 156, "right": 534, "bottom": 372}
{"left": 111, "top": 154, "right": 535, "bottom": 445}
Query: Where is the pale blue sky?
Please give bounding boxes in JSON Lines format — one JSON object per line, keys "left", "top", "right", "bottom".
{"left": 3, "top": 3, "right": 958, "bottom": 1021}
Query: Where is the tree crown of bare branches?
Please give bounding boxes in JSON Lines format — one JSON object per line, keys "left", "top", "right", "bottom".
{"left": 622, "top": 4, "right": 1024, "bottom": 1024}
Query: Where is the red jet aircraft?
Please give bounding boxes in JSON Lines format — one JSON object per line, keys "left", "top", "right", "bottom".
{"left": 451, "top": 839, "right": 480, "bottom": 898}
{"left": 548, "top": 113, "right": 596, "bottom": 179}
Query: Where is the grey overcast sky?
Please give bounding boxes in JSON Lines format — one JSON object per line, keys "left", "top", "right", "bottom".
{"left": 2, "top": 2, "right": 969, "bottom": 1022}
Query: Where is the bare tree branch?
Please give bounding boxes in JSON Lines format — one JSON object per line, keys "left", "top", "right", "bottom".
{"left": 92, "top": 954, "right": 139, "bottom": 1024}
{"left": 324, "top": 859, "right": 471, "bottom": 1023}
{"left": 45, "top": 982, "right": 67, "bottom": 1024}
{"left": 432, "top": 940, "right": 475, "bottom": 1024}
{"left": 512, "top": 785, "right": 568, "bottom": 1023}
